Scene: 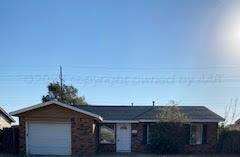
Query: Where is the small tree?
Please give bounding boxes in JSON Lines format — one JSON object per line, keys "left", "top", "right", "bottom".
{"left": 42, "top": 82, "right": 87, "bottom": 105}
{"left": 156, "top": 103, "right": 188, "bottom": 123}
{"left": 148, "top": 101, "right": 189, "bottom": 154}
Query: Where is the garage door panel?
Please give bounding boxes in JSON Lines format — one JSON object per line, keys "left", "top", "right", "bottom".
{"left": 28, "top": 122, "right": 71, "bottom": 155}
{"left": 29, "top": 145, "right": 70, "bottom": 155}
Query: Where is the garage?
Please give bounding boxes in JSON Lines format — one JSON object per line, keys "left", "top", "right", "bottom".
{"left": 10, "top": 101, "right": 102, "bottom": 156}
{"left": 27, "top": 122, "right": 71, "bottom": 155}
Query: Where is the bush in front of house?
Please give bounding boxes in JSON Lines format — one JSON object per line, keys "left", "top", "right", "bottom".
{"left": 147, "top": 103, "right": 189, "bottom": 154}
{"left": 217, "top": 128, "right": 240, "bottom": 154}
{"left": 147, "top": 123, "right": 189, "bottom": 154}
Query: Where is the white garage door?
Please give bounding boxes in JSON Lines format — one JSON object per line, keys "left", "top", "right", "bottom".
{"left": 27, "top": 122, "right": 71, "bottom": 155}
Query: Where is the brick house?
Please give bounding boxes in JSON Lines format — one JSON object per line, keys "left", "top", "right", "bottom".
{"left": 10, "top": 101, "right": 224, "bottom": 156}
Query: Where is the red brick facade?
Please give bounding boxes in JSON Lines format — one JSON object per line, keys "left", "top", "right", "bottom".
{"left": 18, "top": 117, "right": 26, "bottom": 156}
{"left": 71, "top": 117, "right": 97, "bottom": 156}
{"left": 131, "top": 123, "right": 145, "bottom": 152}
{"left": 17, "top": 104, "right": 98, "bottom": 156}
{"left": 98, "top": 144, "right": 116, "bottom": 152}
{"left": 97, "top": 122, "right": 219, "bottom": 154}
{"left": 16, "top": 103, "right": 219, "bottom": 155}
{"left": 130, "top": 122, "right": 219, "bottom": 154}
{"left": 184, "top": 123, "right": 218, "bottom": 154}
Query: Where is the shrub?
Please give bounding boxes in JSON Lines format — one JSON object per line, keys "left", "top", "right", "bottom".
{"left": 147, "top": 104, "right": 189, "bottom": 154}
{"left": 148, "top": 123, "right": 189, "bottom": 154}
{"left": 217, "top": 129, "right": 240, "bottom": 154}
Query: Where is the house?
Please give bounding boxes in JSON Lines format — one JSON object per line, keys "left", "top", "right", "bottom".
{"left": 10, "top": 101, "right": 224, "bottom": 156}
{"left": 226, "top": 119, "right": 240, "bottom": 131}
{"left": 0, "top": 107, "right": 15, "bottom": 130}
{"left": 235, "top": 119, "right": 240, "bottom": 125}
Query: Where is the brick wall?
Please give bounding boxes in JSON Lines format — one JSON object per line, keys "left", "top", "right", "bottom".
{"left": 71, "top": 117, "right": 96, "bottom": 156}
{"left": 17, "top": 104, "right": 219, "bottom": 155}
{"left": 131, "top": 122, "right": 218, "bottom": 154}
{"left": 17, "top": 104, "right": 98, "bottom": 156}
{"left": 96, "top": 123, "right": 116, "bottom": 153}
{"left": 131, "top": 123, "right": 145, "bottom": 152}
{"left": 18, "top": 117, "right": 26, "bottom": 156}
{"left": 98, "top": 144, "right": 116, "bottom": 152}
{"left": 184, "top": 122, "right": 218, "bottom": 154}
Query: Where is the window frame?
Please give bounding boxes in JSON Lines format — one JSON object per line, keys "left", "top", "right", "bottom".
{"left": 147, "top": 124, "right": 150, "bottom": 144}
{"left": 147, "top": 123, "right": 156, "bottom": 144}
{"left": 190, "top": 123, "right": 203, "bottom": 145}
{"left": 99, "top": 124, "right": 116, "bottom": 144}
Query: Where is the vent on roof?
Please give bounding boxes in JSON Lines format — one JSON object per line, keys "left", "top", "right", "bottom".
{"left": 152, "top": 101, "right": 155, "bottom": 106}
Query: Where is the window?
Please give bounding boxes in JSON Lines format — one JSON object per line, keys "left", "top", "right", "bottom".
{"left": 99, "top": 124, "right": 115, "bottom": 144}
{"left": 147, "top": 124, "right": 157, "bottom": 144}
{"left": 190, "top": 124, "right": 203, "bottom": 145}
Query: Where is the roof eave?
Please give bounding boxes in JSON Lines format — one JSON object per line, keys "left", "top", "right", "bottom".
{"left": 0, "top": 107, "right": 15, "bottom": 123}
{"left": 102, "top": 119, "right": 224, "bottom": 123}
{"left": 140, "top": 118, "right": 225, "bottom": 123}
{"left": 10, "top": 101, "right": 103, "bottom": 121}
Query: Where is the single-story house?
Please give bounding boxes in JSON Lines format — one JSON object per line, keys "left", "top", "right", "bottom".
{"left": 10, "top": 101, "right": 224, "bottom": 156}
{"left": 0, "top": 107, "right": 15, "bottom": 130}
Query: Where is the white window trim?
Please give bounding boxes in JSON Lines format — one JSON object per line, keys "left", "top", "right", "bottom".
{"left": 99, "top": 124, "right": 116, "bottom": 144}
{"left": 190, "top": 124, "right": 203, "bottom": 145}
{"left": 146, "top": 123, "right": 154, "bottom": 144}
{"left": 147, "top": 124, "right": 154, "bottom": 144}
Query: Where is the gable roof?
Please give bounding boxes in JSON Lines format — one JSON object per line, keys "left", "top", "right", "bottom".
{"left": 10, "top": 101, "right": 224, "bottom": 123}
{"left": 74, "top": 105, "right": 224, "bottom": 122}
{"left": 10, "top": 101, "right": 103, "bottom": 121}
{"left": 0, "top": 107, "right": 15, "bottom": 123}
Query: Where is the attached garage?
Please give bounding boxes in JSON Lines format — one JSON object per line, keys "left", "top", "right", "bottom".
{"left": 10, "top": 101, "right": 102, "bottom": 156}
{"left": 27, "top": 122, "right": 71, "bottom": 155}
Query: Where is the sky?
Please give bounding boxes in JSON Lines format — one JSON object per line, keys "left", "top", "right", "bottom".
{"left": 1, "top": 0, "right": 240, "bottom": 123}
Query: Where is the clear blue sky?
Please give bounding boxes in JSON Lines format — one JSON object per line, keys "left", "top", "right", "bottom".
{"left": 1, "top": 0, "right": 240, "bottom": 122}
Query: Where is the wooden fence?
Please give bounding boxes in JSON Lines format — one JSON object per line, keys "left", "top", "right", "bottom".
{"left": 0, "top": 127, "right": 18, "bottom": 154}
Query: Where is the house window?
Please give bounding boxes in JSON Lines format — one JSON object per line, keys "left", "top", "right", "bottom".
{"left": 147, "top": 124, "right": 156, "bottom": 144}
{"left": 190, "top": 124, "right": 203, "bottom": 145}
{"left": 100, "top": 124, "right": 115, "bottom": 144}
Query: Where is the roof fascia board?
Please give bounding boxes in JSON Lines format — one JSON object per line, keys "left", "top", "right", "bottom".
{"left": 103, "top": 119, "right": 223, "bottom": 123}
{"left": 0, "top": 107, "right": 15, "bottom": 122}
{"left": 103, "top": 120, "right": 139, "bottom": 123}
{"left": 139, "top": 119, "right": 224, "bottom": 123}
{"left": 10, "top": 101, "right": 103, "bottom": 121}
{"left": 189, "top": 119, "right": 224, "bottom": 122}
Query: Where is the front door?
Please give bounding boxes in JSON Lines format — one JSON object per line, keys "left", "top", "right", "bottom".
{"left": 116, "top": 123, "right": 131, "bottom": 152}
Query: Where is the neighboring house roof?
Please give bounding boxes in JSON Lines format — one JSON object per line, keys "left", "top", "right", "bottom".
{"left": 235, "top": 119, "right": 240, "bottom": 124}
{"left": 0, "top": 107, "right": 15, "bottom": 123}
{"left": 10, "top": 101, "right": 103, "bottom": 121}
{"left": 74, "top": 105, "right": 225, "bottom": 122}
